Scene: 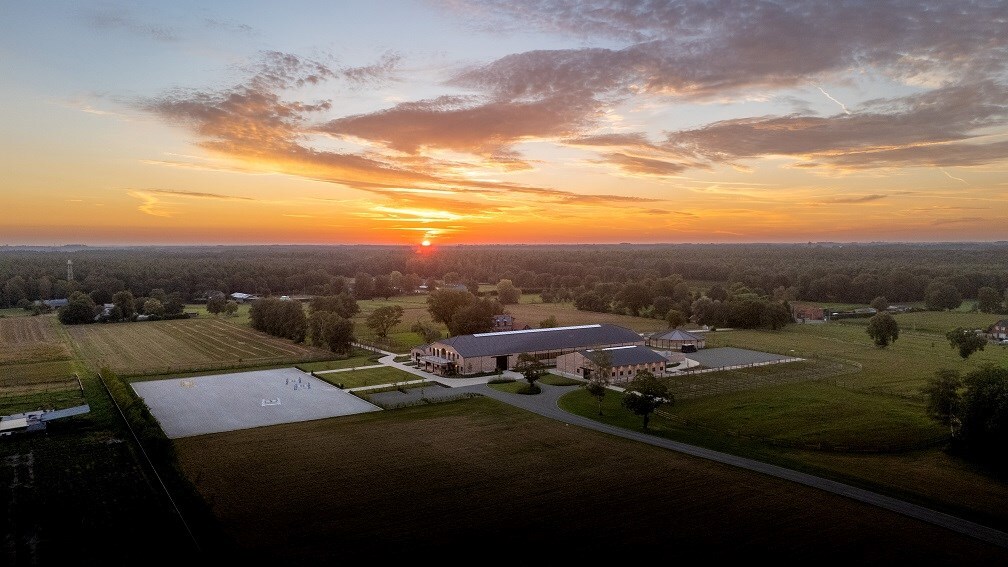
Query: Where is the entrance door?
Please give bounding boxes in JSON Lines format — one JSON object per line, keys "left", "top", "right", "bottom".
{"left": 582, "top": 367, "right": 592, "bottom": 380}
{"left": 495, "top": 355, "right": 508, "bottom": 371}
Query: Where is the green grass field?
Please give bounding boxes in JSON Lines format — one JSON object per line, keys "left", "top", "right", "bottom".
{"left": 313, "top": 365, "right": 418, "bottom": 389}
{"left": 295, "top": 349, "right": 384, "bottom": 372}
{"left": 184, "top": 303, "right": 252, "bottom": 326}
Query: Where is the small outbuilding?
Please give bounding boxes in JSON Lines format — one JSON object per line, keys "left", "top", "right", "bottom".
{"left": 647, "top": 329, "right": 705, "bottom": 351}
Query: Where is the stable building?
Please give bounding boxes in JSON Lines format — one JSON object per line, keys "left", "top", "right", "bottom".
{"left": 411, "top": 323, "right": 644, "bottom": 376}
{"left": 555, "top": 345, "right": 669, "bottom": 383}
{"left": 647, "top": 329, "right": 705, "bottom": 352}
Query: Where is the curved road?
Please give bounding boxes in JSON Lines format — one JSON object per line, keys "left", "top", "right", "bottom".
{"left": 362, "top": 345, "right": 1008, "bottom": 549}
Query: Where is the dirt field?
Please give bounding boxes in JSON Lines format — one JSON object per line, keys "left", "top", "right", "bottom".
{"left": 174, "top": 397, "right": 1008, "bottom": 563}
{"left": 67, "top": 319, "right": 331, "bottom": 376}
{"left": 0, "top": 316, "right": 70, "bottom": 365}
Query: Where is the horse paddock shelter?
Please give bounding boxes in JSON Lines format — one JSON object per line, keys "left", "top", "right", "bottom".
{"left": 132, "top": 367, "right": 380, "bottom": 438}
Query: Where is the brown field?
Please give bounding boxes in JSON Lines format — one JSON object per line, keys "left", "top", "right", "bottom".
{"left": 354, "top": 293, "right": 669, "bottom": 353}
{"left": 0, "top": 316, "right": 70, "bottom": 365}
{"left": 175, "top": 397, "right": 1008, "bottom": 563}
{"left": 504, "top": 299, "right": 669, "bottom": 333}
{"left": 67, "top": 318, "right": 332, "bottom": 376}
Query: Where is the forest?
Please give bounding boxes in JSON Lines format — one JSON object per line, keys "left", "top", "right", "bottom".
{"left": 2, "top": 243, "right": 1008, "bottom": 320}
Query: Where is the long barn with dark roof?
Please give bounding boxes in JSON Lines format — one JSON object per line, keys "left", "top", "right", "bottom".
{"left": 410, "top": 323, "right": 644, "bottom": 376}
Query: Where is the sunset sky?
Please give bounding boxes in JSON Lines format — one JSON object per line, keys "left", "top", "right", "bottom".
{"left": 2, "top": 1, "right": 1007, "bottom": 245}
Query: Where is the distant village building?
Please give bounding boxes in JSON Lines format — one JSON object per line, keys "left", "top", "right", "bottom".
{"left": 230, "top": 292, "right": 257, "bottom": 303}
{"left": 411, "top": 323, "right": 644, "bottom": 376}
{"left": 791, "top": 303, "right": 826, "bottom": 323}
{"left": 491, "top": 314, "right": 523, "bottom": 332}
{"left": 990, "top": 320, "right": 1008, "bottom": 340}
{"left": 555, "top": 345, "right": 669, "bottom": 383}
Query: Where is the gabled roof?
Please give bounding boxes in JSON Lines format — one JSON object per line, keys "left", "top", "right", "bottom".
{"left": 437, "top": 323, "right": 642, "bottom": 358}
{"left": 651, "top": 329, "right": 702, "bottom": 342}
{"left": 581, "top": 345, "right": 667, "bottom": 367}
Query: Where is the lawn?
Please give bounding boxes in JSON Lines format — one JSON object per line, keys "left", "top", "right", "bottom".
{"left": 66, "top": 318, "right": 332, "bottom": 376}
{"left": 184, "top": 303, "right": 252, "bottom": 326}
{"left": 172, "top": 396, "right": 1008, "bottom": 563}
{"left": 312, "top": 365, "right": 418, "bottom": 389}
{"left": 295, "top": 349, "right": 384, "bottom": 372}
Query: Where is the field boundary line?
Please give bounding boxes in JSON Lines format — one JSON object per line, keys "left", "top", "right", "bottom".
{"left": 97, "top": 371, "right": 201, "bottom": 554}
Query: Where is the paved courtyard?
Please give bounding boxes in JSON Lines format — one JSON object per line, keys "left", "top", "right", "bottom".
{"left": 132, "top": 367, "right": 381, "bottom": 438}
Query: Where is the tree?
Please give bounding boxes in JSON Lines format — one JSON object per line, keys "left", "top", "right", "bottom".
{"left": 573, "top": 290, "right": 608, "bottom": 312}
{"left": 319, "top": 313, "right": 355, "bottom": 354}
{"left": 447, "top": 298, "right": 503, "bottom": 336}
{"left": 410, "top": 320, "right": 441, "bottom": 343}
{"left": 496, "top": 279, "right": 521, "bottom": 305}
{"left": 352, "top": 272, "right": 374, "bottom": 300}
{"left": 427, "top": 288, "right": 475, "bottom": 326}
{"left": 870, "top": 296, "right": 889, "bottom": 313}
{"left": 207, "top": 294, "right": 226, "bottom": 316}
{"left": 143, "top": 298, "right": 165, "bottom": 318}
{"left": 976, "top": 286, "right": 1002, "bottom": 313}
{"left": 946, "top": 327, "right": 987, "bottom": 359}
{"left": 925, "top": 281, "right": 962, "bottom": 311}
{"left": 366, "top": 305, "right": 404, "bottom": 339}
{"left": 539, "top": 315, "right": 558, "bottom": 328}
{"left": 923, "top": 369, "right": 962, "bottom": 434}
{"left": 112, "top": 290, "right": 136, "bottom": 320}
{"left": 620, "top": 370, "right": 671, "bottom": 430}
{"left": 665, "top": 309, "right": 685, "bottom": 329}
{"left": 58, "top": 291, "right": 96, "bottom": 325}
{"left": 514, "top": 352, "right": 546, "bottom": 393}
{"left": 584, "top": 350, "right": 612, "bottom": 415}
{"left": 223, "top": 300, "right": 239, "bottom": 317}
{"left": 957, "top": 366, "right": 1008, "bottom": 457}
{"left": 372, "top": 274, "right": 394, "bottom": 300}
{"left": 310, "top": 293, "right": 359, "bottom": 319}
{"left": 616, "top": 282, "right": 652, "bottom": 316}
{"left": 250, "top": 297, "right": 306, "bottom": 343}
{"left": 866, "top": 312, "right": 899, "bottom": 348}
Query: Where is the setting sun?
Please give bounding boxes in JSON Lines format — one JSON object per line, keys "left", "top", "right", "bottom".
{"left": 421, "top": 240, "right": 431, "bottom": 247}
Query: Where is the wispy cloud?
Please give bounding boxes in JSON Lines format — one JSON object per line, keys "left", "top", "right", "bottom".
{"left": 81, "top": 5, "right": 177, "bottom": 41}
{"left": 146, "top": 189, "right": 257, "bottom": 201}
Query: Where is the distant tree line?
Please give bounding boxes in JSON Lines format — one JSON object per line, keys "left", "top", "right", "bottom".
{"left": 4, "top": 244, "right": 1008, "bottom": 320}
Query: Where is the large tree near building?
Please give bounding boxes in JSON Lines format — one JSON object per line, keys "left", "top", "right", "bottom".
{"left": 447, "top": 298, "right": 504, "bottom": 336}
{"left": 866, "top": 312, "right": 899, "bottom": 348}
{"left": 366, "top": 305, "right": 404, "bottom": 339}
{"left": 621, "top": 370, "right": 671, "bottom": 430}
{"left": 111, "top": 290, "right": 136, "bottom": 320}
{"left": 58, "top": 291, "right": 96, "bottom": 325}
{"left": 427, "top": 288, "right": 475, "bottom": 326}
{"left": 410, "top": 320, "right": 441, "bottom": 344}
{"left": 206, "top": 294, "right": 226, "bottom": 316}
{"left": 976, "top": 286, "right": 1002, "bottom": 313}
{"left": 946, "top": 327, "right": 987, "bottom": 359}
{"left": 584, "top": 350, "right": 613, "bottom": 415}
{"left": 514, "top": 353, "right": 546, "bottom": 394}
{"left": 496, "top": 279, "right": 521, "bottom": 305}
